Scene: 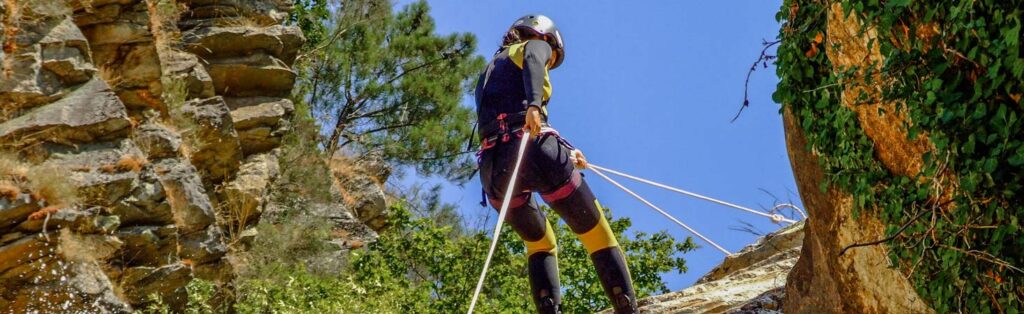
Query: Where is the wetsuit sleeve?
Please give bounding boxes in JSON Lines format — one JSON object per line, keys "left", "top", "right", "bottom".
{"left": 522, "top": 39, "right": 552, "bottom": 109}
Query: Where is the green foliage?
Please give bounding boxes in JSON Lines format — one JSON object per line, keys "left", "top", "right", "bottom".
{"left": 159, "top": 200, "right": 694, "bottom": 313}
{"left": 272, "top": 99, "right": 339, "bottom": 205}
{"left": 293, "top": 0, "right": 486, "bottom": 182}
{"left": 352, "top": 202, "right": 696, "bottom": 313}
{"left": 288, "top": 0, "right": 331, "bottom": 50}
{"left": 774, "top": 0, "right": 1023, "bottom": 312}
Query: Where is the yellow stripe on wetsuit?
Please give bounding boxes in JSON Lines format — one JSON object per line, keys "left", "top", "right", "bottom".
{"left": 579, "top": 199, "right": 619, "bottom": 254}
{"left": 525, "top": 219, "right": 558, "bottom": 256}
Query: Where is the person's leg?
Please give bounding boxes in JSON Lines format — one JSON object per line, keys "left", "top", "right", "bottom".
{"left": 484, "top": 195, "right": 561, "bottom": 313}
{"left": 541, "top": 174, "right": 637, "bottom": 313}
{"left": 529, "top": 134, "right": 637, "bottom": 313}
{"left": 480, "top": 145, "right": 561, "bottom": 313}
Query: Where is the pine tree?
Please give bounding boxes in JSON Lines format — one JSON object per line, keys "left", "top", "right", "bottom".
{"left": 292, "top": 0, "right": 485, "bottom": 181}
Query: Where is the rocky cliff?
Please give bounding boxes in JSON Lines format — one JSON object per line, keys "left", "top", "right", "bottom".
{"left": 0, "top": 0, "right": 304, "bottom": 311}
{"left": 618, "top": 2, "right": 954, "bottom": 313}
{"left": 619, "top": 222, "right": 803, "bottom": 314}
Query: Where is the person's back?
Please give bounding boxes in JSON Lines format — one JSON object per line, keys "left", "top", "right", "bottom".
{"left": 475, "top": 38, "right": 552, "bottom": 128}
{"left": 473, "top": 14, "right": 638, "bottom": 314}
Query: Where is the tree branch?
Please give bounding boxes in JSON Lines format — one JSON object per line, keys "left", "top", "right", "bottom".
{"left": 733, "top": 39, "right": 781, "bottom": 122}
{"left": 294, "top": 27, "right": 350, "bottom": 64}
{"left": 839, "top": 199, "right": 953, "bottom": 256}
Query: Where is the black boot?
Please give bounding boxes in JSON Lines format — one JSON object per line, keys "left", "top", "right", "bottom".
{"left": 536, "top": 295, "right": 561, "bottom": 314}
{"left": 590, "top": 247, "right": 638, "bottom": 314}
{"left": 610, "top": 286, "right": 637, "bottom": 313}
{"left": 528, "top": 252, "right": 562, "bottom": 314}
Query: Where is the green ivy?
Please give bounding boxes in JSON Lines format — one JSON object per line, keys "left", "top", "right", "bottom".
{"left": 774, "top": 0, "right": 1023, "bottom": 312}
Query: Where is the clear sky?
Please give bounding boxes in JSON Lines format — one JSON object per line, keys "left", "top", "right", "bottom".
{"left": 400, "top": 0, "right": 798, "bottom": 291}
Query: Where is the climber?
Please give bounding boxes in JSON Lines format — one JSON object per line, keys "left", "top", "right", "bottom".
{"left": 474, "top": 14, "right": 637, "bottom": 314}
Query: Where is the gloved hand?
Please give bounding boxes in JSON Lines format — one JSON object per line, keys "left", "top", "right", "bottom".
{"left": 524, "top": 106, "right": 543, "bottom": 135}
{"left": 569, "top": 149, "right": 588, "bottom": 169}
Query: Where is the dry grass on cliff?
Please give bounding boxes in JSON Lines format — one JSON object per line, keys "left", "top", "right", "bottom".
{"left": 147, "top": 0, "right": 185, "bottom": 52}
{"left": 27, "top": 165, "right": 78, "bottom": 207}
{"left": 159, "top": 77, "right": 204, "bottom": 154}
{"left": 0, "top": 153, "right": 77, "bottom": 207}
{"left": 328, "top": 155, "right": 361, "bottom": 206}
{"left": 218, "top": 193, "right": 260, "bottom": 246}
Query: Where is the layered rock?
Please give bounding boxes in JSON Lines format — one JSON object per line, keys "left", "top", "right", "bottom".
{"left": 331, "top": 153, "right": 393, "bottom": 231}
{"left": 608, "top": 222, "right": 803, "bottom": 314}
{"left": 0, "top": 0, "right": 303, "bottom": 310}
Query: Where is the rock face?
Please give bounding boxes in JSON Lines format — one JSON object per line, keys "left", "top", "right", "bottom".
{"left": 612, "top": 222, "right": 803, "bottom": 314}
{"left": 0, "top": 0, "right": 303, "bottom": 311}
{"left": 780, "top": 4, "right": 932, "bottom": 313}
{"left": 331, "top": 154, "right": 393, "bottom": 231}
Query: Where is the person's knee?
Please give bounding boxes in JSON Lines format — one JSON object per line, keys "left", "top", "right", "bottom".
{"left": 525, "top": 219, "right": 558, "bottom": 256}
{"left": 578, "top": 207, "right": 619, "bottom": 254}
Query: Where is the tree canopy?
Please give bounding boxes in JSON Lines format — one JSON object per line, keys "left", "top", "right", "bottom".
{"left": 293, "top": 0, "right": 485, "bottom": 181}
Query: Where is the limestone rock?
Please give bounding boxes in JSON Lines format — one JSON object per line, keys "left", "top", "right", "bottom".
{"left": 352, "top": 152, "right": 392, "bottom": 183}
{"left": 115, "top": 225, "right": 178, "bottom": 267}
{"left": 0, "top": 0, "right": 308, "bottom": 309}
{"left": 781, "top": 109, "right": 932, "bottom": 314}
{"left": 222, "top": 153, "right": 280, "bottom": 228}
{"left": 206, "top": 52, "right": 297, "bottom": 97}
{"left": 183, "top": 25, "right": 304, "bottom": 64}
{"left": 306, "top": 202, "right": 378, "bottom": 250}
{"left": 0, "top": 194, "right": 40, "bottom": 232}
{"left": 226, "top": 97, "right": 293, "bottom": 130}
{"left": 179, "top": 0, "right": 295, "bottom": 29}
{"left": 134, "top": 123, "right": 183, "bottom": 160}
{"left": 153, "top": 158, "right": 216, "bottom": 233}
{"left": 338, "top": 174, "right": 390, "bottom": 231}
{"left": 160, "top": 49, "right": 217, "bottom": 100}
{"left": 780, "top": 4, "right": 934, "bottom": 314}
{"left": 177, "top": 96, "right": 243, "bottom": 182}
{"left": 178, "top": 224, "right": 227, "bottom": 265}
{"left": 15, "top": 207, "right": 121, "bottom": 235}
{"left": 0, "top": 15, "right": 92, "bottom": 111}
{"left": 227, "top": 97, "right": 293, "bottom": 155}
{"left": 119, "top": 263, "right": 192, "bottom": 307}
{"left": 616, "top": 222, "right": 804, "bottom": 314}
{"left": 0, "top": 77, "right": 129, "bottom": 147}
{"left": 0, "top": 231, "right": 128, "bottom": 312}
{"left": 40, "top": 16, "right": 96, "bottom": 86}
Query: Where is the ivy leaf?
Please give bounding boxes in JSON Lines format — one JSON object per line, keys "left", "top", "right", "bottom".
{"left": 885, "top": 0, "right": 911, "bottom": 9}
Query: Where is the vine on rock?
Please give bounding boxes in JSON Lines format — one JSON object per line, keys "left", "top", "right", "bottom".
{"left": 774, "top": 0, "right": 1022, "bottom": 312}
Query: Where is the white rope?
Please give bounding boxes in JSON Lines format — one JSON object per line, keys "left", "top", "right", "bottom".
{"left": 589, "top": 166, "right": 733, "bottom": 256}
{"left": 771, "top": 203, "right": 807, "bottom": 220}
{"left": 467, "top": 133, "right": 532, "bottom": 314}
{"left": 588, "top": 164, "right": 798, "bottom": 224}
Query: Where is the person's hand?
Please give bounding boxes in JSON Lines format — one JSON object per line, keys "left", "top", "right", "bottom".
{"left": 569, "top": 149, "right": 588, "bottom": 169}
{"left": 524, "top": 106, "right": 542, "bottom": 135}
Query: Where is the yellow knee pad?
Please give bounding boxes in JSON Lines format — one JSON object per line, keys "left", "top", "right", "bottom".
{"left": 525, "top": 220, "right": 558, "bottom": 256}
{"left": 578, "top": 200, "right": 619, "bottom": 254}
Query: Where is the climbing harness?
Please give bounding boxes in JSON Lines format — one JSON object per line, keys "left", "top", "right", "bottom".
{"left": 467, "top": 130, "right": 532, "bottom": 314}
{"left": 588, "top": 164, "right": 797, "bottom": 224}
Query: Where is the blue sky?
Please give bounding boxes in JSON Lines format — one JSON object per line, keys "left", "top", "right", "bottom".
{"left": 400, "top": 1, "right": 798, "bottom": 291}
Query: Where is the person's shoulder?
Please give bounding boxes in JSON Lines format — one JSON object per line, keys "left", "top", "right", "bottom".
{"left": 524, "top": 39, "right": 552, "bottom": 53}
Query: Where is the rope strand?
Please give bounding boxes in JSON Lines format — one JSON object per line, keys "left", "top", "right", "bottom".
{"left": 589, "top": 166, "right": 733, "bottom": 256}
{"left": 588, "top": 164, "right": 798, "bottom": 224}
{"left": 467, "top": 133, "right": 532, "bottom": 313}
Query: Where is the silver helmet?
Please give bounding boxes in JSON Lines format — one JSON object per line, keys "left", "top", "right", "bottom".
{"left": 511, "top": 14, "right": 565, "bottom": 69}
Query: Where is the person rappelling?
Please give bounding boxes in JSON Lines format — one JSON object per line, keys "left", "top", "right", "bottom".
{"left": 473, "top": 14, "right": 638, "bottom": 314}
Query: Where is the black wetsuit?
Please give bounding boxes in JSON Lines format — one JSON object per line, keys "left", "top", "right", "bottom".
{"left": 475, "top": 39, "right": 638, "bottom": 314}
